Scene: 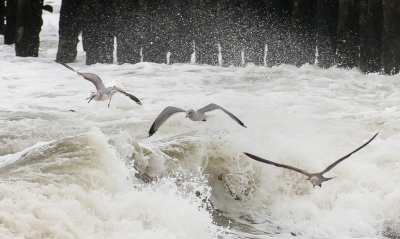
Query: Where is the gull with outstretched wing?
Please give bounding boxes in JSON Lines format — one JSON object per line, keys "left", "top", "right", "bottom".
{"left": 148, "top": 103, "right": 247, "bottom": 137}
{"left": 60, "top": 63, "right": 142, "bottom": 107}
{"left": 244, "top": 132, "right": 378, "bottom": 188}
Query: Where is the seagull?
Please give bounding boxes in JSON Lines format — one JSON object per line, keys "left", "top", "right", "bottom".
{"left": 148, "top": 103, "right": 247, "bottom": 137}
{"left": 244, "top": 132, "right": 378, "bottom": 188}
{"left": 60, "top": 63, "right": 142, "bottom": 107}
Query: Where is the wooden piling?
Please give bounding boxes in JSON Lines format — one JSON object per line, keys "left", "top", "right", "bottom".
{"left": 56, "top": 0, "right": 84, "bottom": 63}
{"left": 291, "top": 0, "right": 317, "bottom": 66}
{"left": 0, "top": 0, "right": 5, "bottom": 36}
{"left": 81, "top": 0, "right": 116, "bottom": 65}
{"left": 14, "top": 0, "right": 44, "bottom": 57}
{"left": 264, "top": 0, "right": 292, "bottom": 66}
{"left": 115, "top": 0, "right": 141, "bottom": 64}
{"left": 359, "top": 0, "right": 382, "bottom": 73}
{"left": 4, "top": 0, "right": 17, "bottom": 45}
{"left": 336, "top": 0, "right": 360, "bottom": 68}
{"left": 382, "top": 0, "right": 400, "bottom": 74}
{"left": 316, "top": 0, "right": 339, "bottom": 68}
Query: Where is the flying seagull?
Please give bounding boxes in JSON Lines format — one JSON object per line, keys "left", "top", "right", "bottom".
{"left": 60, "top": 63, "right": 142, "bottom": 107}
{"left": 244, "top": 132, "right": 378, "bottom": 188}
{"left": 148, "top": 103, "right": 247, "bottom": 137}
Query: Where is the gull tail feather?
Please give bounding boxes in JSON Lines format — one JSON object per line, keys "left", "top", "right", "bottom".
{"left": 104, "top": 79, "right": 123, "bottom": 88}
{"left": 322, "top": 177, "right": 335, "bottom": 182}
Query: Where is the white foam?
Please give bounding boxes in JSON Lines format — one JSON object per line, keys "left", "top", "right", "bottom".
{"left": 1, "top": 0, "right": 400, "bottom": 238}
{"left": 0, "top": 141, "right": 55, "bottom": 168}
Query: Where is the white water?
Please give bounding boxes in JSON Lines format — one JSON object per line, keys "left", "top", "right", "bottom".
{"left": 1, "top": 1, "right": 400, "bottom": 238}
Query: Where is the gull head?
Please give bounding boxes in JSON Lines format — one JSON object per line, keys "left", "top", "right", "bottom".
{"left": 86, "top": 92, "right": 102, "bottom": 103}
{"left": 186, "top": 109, "right": 195, "bottom": 118}
{"left": 309, "top": 176, "right": 321, "bottom": 188}
{"left": 309, "top": 175, "right": 335, "bottom": 188}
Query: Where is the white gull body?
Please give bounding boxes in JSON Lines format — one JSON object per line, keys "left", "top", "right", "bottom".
{"left": 244, "top": 132, "right": 378, "bottom": 188}
{"left": 148, "top": 103, "right": 247, "bottom": 137}
{"left": 60, "top": 63, "right": 142, "bottom": 107}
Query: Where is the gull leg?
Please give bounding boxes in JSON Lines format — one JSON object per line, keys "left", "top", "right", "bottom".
{"left": 108, "top": 98, "right": 112, "bottom": 108}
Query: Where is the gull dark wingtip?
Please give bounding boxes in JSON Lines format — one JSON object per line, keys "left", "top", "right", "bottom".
{"left": 148, "top": 130, "right": 157, "bottom": 137}
{"left": 59, "top": 62, "right": 76, "bottom": 72}
{"left": 237, "top": 120, "right": 246, "bottom": 128}
{"left": 236, "top": 118, "right": 246, "bottom": 128}
{"left": 148, "top": 127, "right": 156, "bottom": 137}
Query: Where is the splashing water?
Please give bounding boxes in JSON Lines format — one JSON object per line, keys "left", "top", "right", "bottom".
{"left": 1, "top": 1, "right": 400, "bottom": 239}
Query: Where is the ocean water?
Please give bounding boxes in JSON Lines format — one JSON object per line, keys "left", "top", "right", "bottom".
{"left": 1, "top": 1, "right": 400, "bottom": 239}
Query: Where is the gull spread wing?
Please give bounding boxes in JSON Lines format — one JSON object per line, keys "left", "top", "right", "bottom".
{"left": 197, "top": 103, "right": 247, "bottom": 128}
{"left": 244, "top": 152, "right": 311, "bottom": 177}
{"left": 321, "top": 132, "right": 378, "bottom": 174}
{"left": 59, "top": 62, "right": 77, "bottom": 72}
{"left": 148, "top": 106, "right": 186, "bottom": 137}
{"left": 113, "top": 87, "right": 142, "bottom": 106}
{"left": 60, "top": 62, "right": 105, "bottom": 91}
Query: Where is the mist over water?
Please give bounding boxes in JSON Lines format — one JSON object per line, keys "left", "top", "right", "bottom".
{"left": 1, "top": 1, "right": 400, "bottom": 239}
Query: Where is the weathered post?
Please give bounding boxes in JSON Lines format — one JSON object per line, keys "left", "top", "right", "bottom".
{"left": 336, "top": 0, "right": 360, "bottom": 68}
{"left": 115, "top": 0, "right": 141, "bottom": 64}
{"left": 382, "top": 0, "right": 400, "bottom": 74}
{"left": 316, "top": 0, "right": 339, "bottom": 68}
{"left": 291, "top": 0, "right": 317, "bottom": 66}
{"left": 139, "top": 0, "right": 168, "bottom": 63}
{"left": 14, "top": 0, "right": 45, "bottom": 57}
{"left": 167, "top": 0, "right": 193, "bottom": 64}
{"left": 241, "top": 0, "right": 268, "bottom": 66}
{"left": 82, "top": 0, "right": 116, "bottom": 65}
{"left": 217, "top": 1, "right": 240, "bottom": 67}
{"left": 56, "top": 0, "right": 84, "bottom": 63}
{"left": 191, "top": 0, "right": 219, "bottom": 65}
{"left": 4, "top": 0, "right": 17, "bottom": 45}
{"left": 264, "top": 0, "right": 292, "bottom": 66}
{"left": 0, "top": 0, "right": 4, "bottom": 35}
{"left": 359, "top": 0, "right": 382, "bottom": 73}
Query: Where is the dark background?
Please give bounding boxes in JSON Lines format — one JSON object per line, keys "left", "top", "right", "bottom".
{"left": 1, "top": 0, "right": 399, "bottom": 75}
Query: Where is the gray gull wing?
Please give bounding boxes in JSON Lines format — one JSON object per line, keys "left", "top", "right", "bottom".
{"left": 197, "top": 103, "right": 246, "bottom": 128}
{"left": 113, "top": 87, "right": 142, "bottom": 106}
{"left": 244, "top": 152, "right": 311, "bottom": 177}
{"left": 148, "top": 106, "right": 186, "bottom": 137}
{"left": 320, "top": 132, "right": 378, "bottom": 174}
{"left": 60, "top": 62, "right": 106, "bottom": 91}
